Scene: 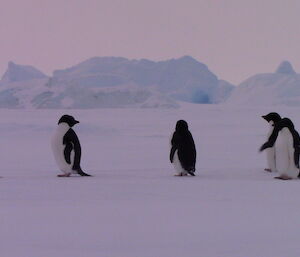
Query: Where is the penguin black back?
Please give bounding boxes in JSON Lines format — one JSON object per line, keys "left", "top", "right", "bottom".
{"left": 170, "top": 120, "right": 196, "bottom": 172}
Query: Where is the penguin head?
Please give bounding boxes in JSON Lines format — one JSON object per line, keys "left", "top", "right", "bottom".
{"left": 276, "top": 118, "right": 294, "bottom": 131}
{"left": 262, "top": 112, "right": 281, "bottom": 125}
{"left": 58, "top": 115, "right": 79, "bottom": 127}
{"left": 175, "top": 120, "right": 188, "bottom": 133}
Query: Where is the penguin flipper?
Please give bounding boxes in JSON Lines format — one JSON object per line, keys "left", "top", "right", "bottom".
{"left": 260, "top": 125, "right": 281, "bottom": 152}
{"left": 63, "top": 142, "right": 73, "bottom": 164}
{"left": 260, "top": 142, "right": 273, "bottom": 152}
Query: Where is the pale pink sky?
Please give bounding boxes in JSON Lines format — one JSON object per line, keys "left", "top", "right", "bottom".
{"left": 0, "top": 0, "right": 300, "bottom": 84}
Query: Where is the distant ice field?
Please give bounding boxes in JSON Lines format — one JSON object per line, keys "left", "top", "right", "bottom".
{"left": 1, "top": 103, "right": 300, "bottom": 257}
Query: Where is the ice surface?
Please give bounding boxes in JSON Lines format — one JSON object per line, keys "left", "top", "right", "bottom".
{"left": 211, "top": 79, "right": 235, "bottom": 103}
{"left": 0, "top": 57, "right": 234, "bottom": 108}
{"left": 275, "top": 61, "right": 296, "bottom": 75}
{"left": 0, "top": 78, "right": 51, "bottom": 108}
{"left": 227, "top": 61, "right": 300, "bottom": 106}
{"left": 1, "top": 104, "right": 300, "bottom": 256}
{"left": 51, "top": 56, "right": 234, "bottom": 104}
{"left": 1, "top": 61, "right": 48, "bottom": 84}
{"left": 33, "top": 84, "right": 180, "bottom": 109}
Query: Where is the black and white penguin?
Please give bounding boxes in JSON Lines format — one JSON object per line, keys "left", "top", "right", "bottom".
{"left": 170, "top": 120, "right": 196, "bottom": 176}
{"left": 51, "top": 115, "right": 91, "bottom": 177}
{"left": 261, "top": 112, "right": 281, "bottom": 172}
{"left": 260, "top": 118, "right": 300, "bottom": 180}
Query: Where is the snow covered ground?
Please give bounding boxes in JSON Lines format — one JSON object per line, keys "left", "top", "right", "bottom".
{"left": 1, "top": 103, "right": 300, "bottom": 257}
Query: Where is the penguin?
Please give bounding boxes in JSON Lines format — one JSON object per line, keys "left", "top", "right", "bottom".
{"left": 170, "top": 120, "right": 196, "bottom": 176}
{"left": 260, "top": 118, "right": 300, "bottom": 180}
{"left": 261, "top": 112, "right": 281, "bottom": 172}
{"left": 51, "top": 115, "right": 91, "bottom": 177}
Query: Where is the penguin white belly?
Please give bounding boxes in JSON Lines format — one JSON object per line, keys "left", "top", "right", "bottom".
{"left": 266, "top": 124, "right": 277, "bottom": 172}
{"left": 275, "top": 128, "right": 299, "bottom": 178}
{"left": 266, "top": 147, "right": 277, "bottom": 172}
{"left": 173, "top": 150, "right": 187, "bottom": 175}
{"left": 51, "top": 124, "right": 74, "bottom": 174}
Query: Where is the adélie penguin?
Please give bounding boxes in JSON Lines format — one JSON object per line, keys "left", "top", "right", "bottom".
{"left": 260, "top": 118, "right": 300, "bottom": 180}
{"left": 170, "top": 120, "right": 196, "bottom": 176}
{"left": 51, "top": 115, "right": 91, "bottom": 177}
{"left": 261, "top": 112, "right": 281, "bottom": 172}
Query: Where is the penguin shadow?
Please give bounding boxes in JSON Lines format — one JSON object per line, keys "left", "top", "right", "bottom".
{"left": 56, "top": 173, "right": 93, "bottom": 178}
{"left": 260, "top": 168, "right": 300, "bottom": 181}
{"left": 262, "top": 167, "right": 300, "bottom": 181}
{"left": 171, "top": 171, "right": 205, "bottom": 180}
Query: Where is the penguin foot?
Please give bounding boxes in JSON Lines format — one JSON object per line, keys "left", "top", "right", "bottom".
{"left": 187, "top": 171, "right": 195, "bottom": 176}
{"left": 174, "top": 172, "right": 188, "bottom": 177}
{"left": 274, "top": 175, "right": 292, "bottom": 180}
{"left": 264, "top": 168, "right": 272, "bottom": 172}
{"left": 57, "top": 173, "right": 71, "bottom": 177}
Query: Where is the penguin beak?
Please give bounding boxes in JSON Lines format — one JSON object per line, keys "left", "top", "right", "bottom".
{"left": 72, "top": 120, "right": 79, "bottom": 126}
